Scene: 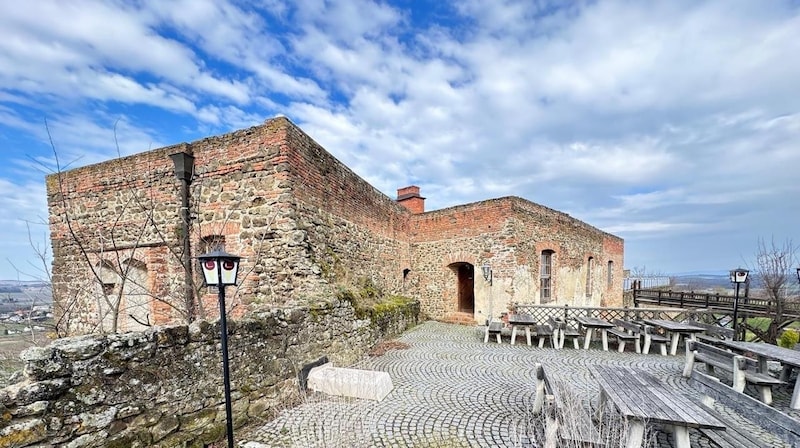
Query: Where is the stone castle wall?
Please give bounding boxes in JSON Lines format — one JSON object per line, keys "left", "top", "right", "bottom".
{"left": 47, "top": 116, "right": 623, "bottom": 333}
{"left": 409, "top": 197, "right": 624, "bottom": 320}
{"left": 0, "top": 300, "right": 419, "bottom": 448}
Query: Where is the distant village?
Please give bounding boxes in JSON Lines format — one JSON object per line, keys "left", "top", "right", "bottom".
{"left": 0, "top": 280, "right": 53, "bottom": 334}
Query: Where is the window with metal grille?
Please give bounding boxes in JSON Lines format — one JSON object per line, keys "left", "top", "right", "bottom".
{"left": 540, "top": 250, "right": 554, "bottom": 303}
{"left": 586, "top": 257, "right": 593, "bottom": 297}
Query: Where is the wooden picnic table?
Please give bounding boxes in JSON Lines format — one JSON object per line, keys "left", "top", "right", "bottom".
{"left": 574, "top": 315, "right": 614, "bottom": 350}
{"left": 716, "top": 340, "right": 800, "bottom": 409}
{"left": 507, "top": 313, "right": 536, "bottom": 346}
{"left": 642, "top": 319, "right": 706, "bottom": 355}
{"left": 591, "top": 365, "right": 725, "bottom": 448}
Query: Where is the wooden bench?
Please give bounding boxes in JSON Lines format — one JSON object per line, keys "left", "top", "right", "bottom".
{"left": 641, "top": 324, "right": 668, "bottom": 355}
{"left": 484, "top": 320, "right": 503, "bottom": 343}
{"left": 549, "top": 317, "right": 581, "bottom": 349}
{"left": 683, "top": 339, "right": 782, "bottom": 405}
{"left": 532, "top": 363, "right": 604, "bottom": 447}
{"left": 688, "top": 368, "right": 800, "bottom": 447}
{"left": 687, "top": 320, "right": 734, "bottom": 345}
{"left": 534, "top": 324, "right": 555, "bottom": 348}
{"left": 608, "top": 319, "right": 641, "bottom": 353}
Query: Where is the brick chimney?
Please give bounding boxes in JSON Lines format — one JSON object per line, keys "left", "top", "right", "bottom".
{"left": 397, "top": 186, "right": 425, "bottom": 214}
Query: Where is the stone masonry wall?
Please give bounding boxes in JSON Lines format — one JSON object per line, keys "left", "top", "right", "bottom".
{"left": 0, "top": 300, "right": 420, "bottom": 448}
{"left": 409, "top": 197, "right": 624, "bottom": 320}
{"left": 283, "top": 123, "right": 412, "bottom": 297}
{"left": 46, "top": 116, "right": 623, "bottom": 333}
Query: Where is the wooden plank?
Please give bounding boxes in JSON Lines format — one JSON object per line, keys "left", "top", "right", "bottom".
{"left": 592, "top": 366, "right": 724, "bottom": 429}
{"left": 689, "top": 371, "right": 800, "bottom": 446}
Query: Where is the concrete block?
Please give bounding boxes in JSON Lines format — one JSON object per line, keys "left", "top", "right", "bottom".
{"left": 307, "top": 363, "right": 393, "bottom": 402}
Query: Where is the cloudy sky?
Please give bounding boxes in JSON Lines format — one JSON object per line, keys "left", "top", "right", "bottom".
{"left": 1, "top": 0, "right": 798, "bottom": 281}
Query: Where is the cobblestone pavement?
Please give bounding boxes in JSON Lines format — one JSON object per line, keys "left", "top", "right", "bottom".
{"left": 238, "top": 321, "right": 795, "bottom": 447}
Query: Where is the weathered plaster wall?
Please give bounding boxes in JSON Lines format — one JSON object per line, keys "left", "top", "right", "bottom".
{"left": 0, "top": 300, "right": 419, "bottom": 448}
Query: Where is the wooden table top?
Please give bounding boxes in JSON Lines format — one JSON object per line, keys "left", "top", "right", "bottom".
{"left": 591, "top": 365, "right": 725, "bottom": 429}
{"left": 508, "top": 314, "right": 536, "bottom": 325}
{"left": 574, "top": 315, "right": 614, "bottom": 328}
{"left": 717, "top": 340, "right": 800, "bottom": 368}
{"left": 642, "top": 319, "right": 706, "bottom": 333}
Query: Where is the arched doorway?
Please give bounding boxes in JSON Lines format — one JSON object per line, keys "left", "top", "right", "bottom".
{"left": 448, "top": 262, "right": 475, "bottom": 313}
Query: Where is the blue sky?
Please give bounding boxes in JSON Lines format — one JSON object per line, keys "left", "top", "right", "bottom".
{"left": 1, "top": 0, "right": 799, "bottom": 280}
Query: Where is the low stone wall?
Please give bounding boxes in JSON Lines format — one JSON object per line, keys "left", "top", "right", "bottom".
{"left": 0, "top": 299, "right": 420, "bottom": 448}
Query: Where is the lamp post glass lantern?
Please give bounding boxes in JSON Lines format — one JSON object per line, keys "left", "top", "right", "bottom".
{"left": 729, "top": 268, "right": 749, "bottom": 341}
{"left": 198, "top": 249, "right": 241, "bottom": 448}
{"left": 481, "top": 264, "right": 492, "bottom": 285}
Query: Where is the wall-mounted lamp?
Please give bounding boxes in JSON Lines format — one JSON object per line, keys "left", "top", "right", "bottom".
{"left": 481, "top": 264, "right": 492, "bottom": 285}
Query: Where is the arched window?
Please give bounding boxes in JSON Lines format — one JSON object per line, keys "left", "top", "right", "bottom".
{"left": 540, "top": 250, "right": 554, "bottom": 303}
{"left": 586, "top": 257, "right": 594, "bottom": 297}
{"left": 607, "top": 261, "right": 614, "bottom": 288}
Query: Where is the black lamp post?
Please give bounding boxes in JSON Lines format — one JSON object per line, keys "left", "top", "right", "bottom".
{"left": 730, "top": 268, "right": 749, "bottom": 341}
{"left": 796, "top": 267, "right": 800, "bottom": 285}
{"left": 198, "top": 249, "right": 241, "bottom": 448}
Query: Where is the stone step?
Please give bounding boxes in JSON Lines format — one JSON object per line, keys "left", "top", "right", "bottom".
{"left": 442, "top": 312, "right": 478, "bottom": 325}
{"left": 307, "top": 363, "right": 394, "bottom": 402}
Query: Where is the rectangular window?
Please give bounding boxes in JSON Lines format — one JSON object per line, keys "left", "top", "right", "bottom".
{"left": 607, "top": 261, "right": 614, "bottom": 288}
{"left": 586, "top": 257, "right": 593, "bottom": 297}
{"left": 540, "top": 251, "right": 553, "bottom": 303}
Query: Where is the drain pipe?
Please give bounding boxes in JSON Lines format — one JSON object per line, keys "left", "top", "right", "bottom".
{"left": 170, "top": 151, "right": 196, "bottom": 321}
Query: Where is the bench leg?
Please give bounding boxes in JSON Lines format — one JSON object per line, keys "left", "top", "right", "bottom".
{"left": 511, "top": 326, "right": 518, "bottom": 345}
{"left": 584, "top": 328, "right": 594, "bottom": 349}
{"left": 484, "top": 329, "right": 489, "bottom": 343}
{"left": 573, "top": 338, "right": 580, "bottom": 350}
{"left": 496, "top": 333, "right": 501, "bottom": 344}
{"left": 594, "top": 391, "right": 608, "bottom": 421}
{"left": 792, "top": 375, "right": 800, "bottom": 409}
{"left": 601, "top": 329, "right": 608, "bottom": 351}
{"left": 635, "top": 337, "right": 641, "bottom": 354}
{"left": 780, "top": 365, "right": 793, "bottom": 382}
{"left": 618, "top": 340, "right": 626, "bottom": 353}
{"left": 672, "top": 425, "right": 690, "bottom": 448}
{"left": 758, "top": 386, "right": 773, "bottom": 405}
{"left": 642, "top": 336, "right": 651, "bottom": 355}
{"left": 626, "top": 420, "right": 645, "bottom": 448}
{"left": 538, "top": 336, "right": 546, "bottom": 348}
{"left": 544, "top": 413, "right": 559, "bottom": 448}
{"left": 669, "top": 333, "right": 680, "bottom": 356}
{"left": 659, "top": 343, "right": 667, "bottom": 356}
{"left": 526, "top": 327, "right": 532, "bottom": 346}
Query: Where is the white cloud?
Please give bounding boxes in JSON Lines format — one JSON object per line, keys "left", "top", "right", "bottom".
{"left": 1, "top": 0, "right": 800, "bottom": 277}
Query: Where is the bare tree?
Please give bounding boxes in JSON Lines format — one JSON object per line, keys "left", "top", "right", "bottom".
{"left": 744, "top": 238, "right": 798, "bottom": 344}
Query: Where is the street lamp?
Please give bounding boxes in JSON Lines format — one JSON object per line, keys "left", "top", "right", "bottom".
{"left": 729, "top": 268, "right": 749, "bottom": 341}
{"left": 796, "top": 267, "right": 800, "bottom": 285}
{"left": 198, "top": 249, "right": 241, "bottom": 448}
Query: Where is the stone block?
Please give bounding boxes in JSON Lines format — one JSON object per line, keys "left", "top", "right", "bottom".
{"left": 307, "top": 363, "right": 393, "bottom": 402}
